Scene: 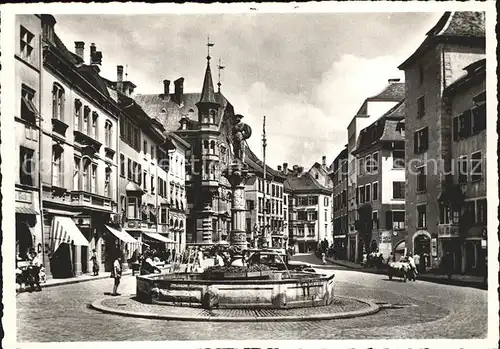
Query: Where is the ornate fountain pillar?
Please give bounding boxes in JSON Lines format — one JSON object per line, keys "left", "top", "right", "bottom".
{"left": 227, "top": 166, "right": 251, "bottom": 250}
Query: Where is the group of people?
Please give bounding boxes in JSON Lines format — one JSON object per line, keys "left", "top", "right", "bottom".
{"left": 16, "top": 248, "right": 43, "bottom": 292}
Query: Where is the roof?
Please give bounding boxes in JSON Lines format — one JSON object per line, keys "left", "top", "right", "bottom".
{"left": 134, "top": 91, "right": 230, "bottom": 133}
{"left": 399, "top": 12, "right": 485, "bottom": 70}
{"left": 284, "top": 172, "right": 332, "bottom": 194}
{"left": 245, "top": 144, "right": 287, "bottom": 182}
{"left": 355, "top": 81, "right": 405, "bottom": 115}
{"left": 198, "top": 61, "right": 218, "bottom": 105}
{"left": 329, "top": 147, "right": 348, "bottom": 173}
{"left": 354, "top": 100, "right": 405, "bottom": 154}
{"left": 443, "top": 58, "right": 486, "bottom": 96}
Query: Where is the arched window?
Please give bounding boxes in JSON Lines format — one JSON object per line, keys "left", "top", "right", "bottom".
{"left": 52, "top": 83, "right": 65, "bottom": 121}
{"left": 203, "top": 140, "right": 209, "bottom": 155}
{"left": 91, "top": 111, "right": 99, "bottom": 139}
{"left": 209, "top": 109, "right": 216, "bottom": 124}
{"left": 210, "top": 140, "right": 216, "bottom": 154}
{"left": 74, "top": 99, "right": 82, "bottom": 131}
{"left": 104, "top": 120, "right": 113, "bottom": 148}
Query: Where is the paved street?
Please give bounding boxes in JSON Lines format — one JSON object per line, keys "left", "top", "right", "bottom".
{"left": 17, "top": 253, "right": 488, "bottom": 342}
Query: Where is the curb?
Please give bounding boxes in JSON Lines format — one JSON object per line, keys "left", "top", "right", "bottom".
{"left": 40, "top": 271, "right": 134, "bottom": 289}
{"left": 325, "top": 258, "right": 487, "bottom": 290}
{"left": 90, "top": 296, "right": 380, "bottom": 322}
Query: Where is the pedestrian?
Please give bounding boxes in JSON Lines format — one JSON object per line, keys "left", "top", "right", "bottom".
{"left": 321, "top": 251, "right": 327, "bottom": 265}
{"left": 90, "top": 249, "right": 99, "bottom": 276}
{"left": 421, "top": 253, "right": 427, "bottom": 274}
{"left": 27, "top": 248, "right": 42, "bottom": 291}
{"left": 407, "top": 253, "right": 417, "bottom": 281}
{"left": 443, "top": 252, "right": 453, "bottom": 280}
{"left": 111, "top": 256, "right": 122, "bottom": 296}
{"left": 413, "top": 252, "right": 421, "bottom": 274}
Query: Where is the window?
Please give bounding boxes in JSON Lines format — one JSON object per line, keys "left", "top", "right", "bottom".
{"left": 127, "top": 158, "right": 132, "bottom": 180}
{"left": 52, "top": 83, "right": 65, "bottom": 121}
{"left": 393, "top": 211, "right": 405, "bottom": 230}
{"left": 120, "top": 154, "right": 125, "bottom": 177}
{"left": 104, "top": 120, "right": 112, "bottom": 148}
{"left": 393, "top": 150, "right": 405, "bottom": 169}
{"left": 246, "top": 200, "right": 255, "bottom": 211}
{"left": 414, "top": 127, "right": 429, "bottom": 154}
{"left": 91, "top": 163, "right": 97, "bottom": 193}
{"left": 298, "top": 211, "right": 307, "bottom": 220}
{"left": 151, "top": 145, "right": 155, "bottom": 159}
{"left": 365, "top": 155, "right": 371, "bottom": 174}
{"left": 471, "top": 151, "right": 483, "bottom": 182}
{"left": 365, "top": 184, "right": 371, "bottom": 202}
{"left": 359, "top": 186, "right": 365, "bottom": 203}
{"left": 82, "top": 159, "right": 90, "bottom": 192}
{"left": 20, "top": 26, "right": 34, "bottom": 62}
{"left": 308, "top": 196, "right": 318, "bottom": 205}
{"left": 73, "top": 157, "right": 80, "bottom": 190}
{"left": 371, "top": 152, "right": 379, "bottom": 173}
{"left": 258, "top": 197, "right": 263, "bottom": 213}
{"left": 127, "top": 197, "right": 138, "bottom": 219}
{"left": 51, "top": 145, "right": 63, "bottom": 187}
{"left": 143, "top": 171, "right": 147, "bottom": 190}
{"left": 417, "top": 205, "right": 427, "bottom": 228}
{"left": 464, "top": 201, "right": 476, "bottom": 225}
{"left": 355, "top": 187, "right": 359, "bottom": 205}
{"left": 472, "top": 104, "right": 486, "bottom": 133}
{"left": 21, "top": 84, "right": 37, "bottom": 124}
{"left": 458, "top": 156, "right": 468, "bottom": 183}
{"left": 456, "top": 110, "right": 472, "bottom": 140}
{"left": 19, "top": 147, "right": 34, "bottom": 186}
{"left": 417, "top": 166, "right": 426, "bottom": 192}
{"left": 418, "top": 65, "right": 424, "bottom": 84}
{"left": 372, "top": 211, "right": 379, "bottom": 229}
{"left": 143, "top": 140, "right": 148, "bottom": 155}
{"left": 324, "top": 197, "right": 329, "bottom": 206}
{"left": 91, "top": 112, "right": 98, "bottom": 139}
{"left": 297, "top": 225, "right": 305, "bottom": 236}
{"left": 160, "top": 206, "right": 168, "bottom": 224}
{"left": 307, "top": 211, "right": 318, "bottom": 222}
{"left": 477, "top": 199, "right": 487, "bottom": 224}
{"left": 151, "top": 175, "right": 155, "bottom": 193}
{"left": 74, "top": 99, "right": 82, "bottom": 131}
{"left": 104, "top": 168, "right": 111, "bottom": 197}
{"left": 266, "top": 183, "right": 270, "bottom": 194}
{"left": 439, "top": 203, "right": 451, "bottom": 224}
{"left": 392, "top": 181, "right": 405, "bottom": 199}
{"left": 417, "top": 95, "right": 425, "bottom": 117}
{"left": 372, "top": 182, "right": 379, "bottom": 201}
{"left": 83, "top": 106, "right": 90, "bottom": 135}
{"left": 358, "top": 158, "right": 364, "bottom": 175}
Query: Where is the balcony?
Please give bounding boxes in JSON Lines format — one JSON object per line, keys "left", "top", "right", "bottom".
{"left": 52, "top": 118, "right": 69, "bottom": 138}
{"left": 70, "top": 191, "right": 115, "bottom": 212}
{"left": 438, "top": 224, "right": 460, "bottom": 238}
{"left": 74, "top": 130, "right": 102, "bottom": 155}
{"left": 104, "top": 146, "right": 116, "bottom": 160}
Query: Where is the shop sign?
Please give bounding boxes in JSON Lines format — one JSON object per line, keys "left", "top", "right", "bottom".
{"left": 431, "top": 238, "right": 437, "bottom": 257}
{"left": 380, "top": 235, "right": 392, "bottom": 244}
{"left": 74, "top": 216, "right": 91, "bottom": 228}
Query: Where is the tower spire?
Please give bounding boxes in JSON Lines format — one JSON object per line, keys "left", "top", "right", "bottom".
{"left": 207, "top": 35, "right": 214, "bottom": 62}
{"left": 198, "top": 36, "right": 218, "bottom": 105}
{"left": 217, "top": 57, "right": 225, "bottom": 93}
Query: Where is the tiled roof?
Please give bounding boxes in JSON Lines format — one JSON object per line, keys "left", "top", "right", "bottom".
{"left": 399, "top": 12, "right": 485, "bottom": 69}
{"left": 284, "top": 172, "right": 332, "bottom": 194}
{"left": 366, "top": 82, "right": 405, "bottom": 102}
{"left": 355, "top": 100, "right": 405, "bottom": 153}
{"left": 199, "top": 62, "right": 218, "bottom": 104}
{"left": 54, "top": 34, "right": 82, "bottom": 65}
{"left": 134, "top": 91, "right": 229, "bottom": 132}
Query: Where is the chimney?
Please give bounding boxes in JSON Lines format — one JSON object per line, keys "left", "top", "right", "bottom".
{"left": 388, "top": 78, "right": 401, "bottom": 84}
{"left": 89, "top": 43, "right": 102, "bottom": 66}
{"left": 90, "top": 43, "right": 96, "bottom": 62}
{"left": 322, "top": 155, "right": 326, "bottom": 167}
{"left": 163, "top": 80, "right": 171, "bottom": 101}
{"left": 277, "top": 165, "right": 282, "bottom": 172}
{"left": 41, "top": 15, "right": 56, "bottom": 43}
{"left": 74, "top": 41, "right": 85, "bottom": 61}
{"left": 116, "top": 65, "right": 124, "bottom": 93}
{"left": 283, "top": 163, "right": 288, "bottom": 174}
{"left": 174, "top": 77, "right": 184, "bottom": 105}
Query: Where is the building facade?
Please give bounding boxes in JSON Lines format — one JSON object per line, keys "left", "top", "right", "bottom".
{"left": 346, "top": 79, "right": 404, "bottom": 262}
{"left": 15, "top": 15, "right": 43, "bottom": 264}
{"left": 399, "top": 11, "right": 485, "bottom": 270}
{"left": 330, "top": 146, "right": 348, "bottom": 259}
{"left": 352, "top": 101, "right": 407, "bottom": 262}
{"left": 284, "top": 170, "right": 332, "bottom": 253}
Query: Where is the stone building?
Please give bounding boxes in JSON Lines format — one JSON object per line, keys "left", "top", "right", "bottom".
{"left": 37, "top": 16, "right": 123, "bottom": 277}
{"left": 15, "top": 15, "right": 43, "bottom": 264}
{"left": 244, "top": 147, "right": 287, "bottom": 248}
{"left": 438, "top": 58, "right": 486, "bottom": 275}
{"left": 352, "top": 100, "right": 407, "bottom": 262}
{"left": 346, "top": 79, "right": 405, "bottom": 262}
{"left": 135, "top": 54, "right": 238, "bottom": 246}
{"left": 398, "top": 11, "right": 485, "bottom": 270}
{"left": 283, "top": 167, "right": 333, "bottom": 253}
{"left": 329, "top": 146, "right": 348, "bottom": 259}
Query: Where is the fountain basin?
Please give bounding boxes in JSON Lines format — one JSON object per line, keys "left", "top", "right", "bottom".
{"left": 136, "top": 272, "right": 335, "bottom": 309}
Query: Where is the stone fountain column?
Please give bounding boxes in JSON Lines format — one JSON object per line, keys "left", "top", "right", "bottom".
{"left": 227, "top": 165, "right": 251, "bottom": 251}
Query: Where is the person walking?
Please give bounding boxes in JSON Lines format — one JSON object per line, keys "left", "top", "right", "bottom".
{"left": 90, "top": 249, "right": 99, "bottom": 276}
{"left": 27, "top": 248, "right": 42, "bottom": 291}
{"left": 407, "top": 253, "right": 417, "bottom": 281}
{"left": 111, "top": 256, "right": 122, "bottom": 296}
{"left": 413, "top": 252, "right": 421, "bottom": 274}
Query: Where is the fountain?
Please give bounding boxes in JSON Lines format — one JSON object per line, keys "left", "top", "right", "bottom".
{"left": 136, "top": 113, "right": 335, "bottom": 310}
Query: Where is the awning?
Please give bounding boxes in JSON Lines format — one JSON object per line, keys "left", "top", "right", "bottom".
{"left": 50, "top": 216, "right": 89, "bottom": 255}
{"left": 44, "top": 209, "right": 82, "bottom": 217}
{"left": 126, "top": 181, "right": 144, "bottom": 193}
{"left": 143, "top": 232, "right": 174, "bottom": 243}
{"left": 16, "top": 207, "right": 39, "bottom": 215}
{"left": 105, "top": 225, "right": 139, "bottom": 244}
{"left": 394, "top": 241, "right": 406, "bottom": 251}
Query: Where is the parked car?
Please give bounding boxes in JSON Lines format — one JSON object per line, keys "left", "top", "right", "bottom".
{"left": 247, "top": 250, "right": 316, "bottom": 273}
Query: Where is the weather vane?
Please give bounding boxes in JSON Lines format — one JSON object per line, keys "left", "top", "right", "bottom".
{"left": 217, "top": 57, "right": 225, "bottom": 92}
{"left": 207, "top": 35, "right": 214, "bottom": 61}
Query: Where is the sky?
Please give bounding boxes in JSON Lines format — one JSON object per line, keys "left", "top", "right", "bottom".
{"left": 54, "top": 12, "right": 442, "bottom": 170}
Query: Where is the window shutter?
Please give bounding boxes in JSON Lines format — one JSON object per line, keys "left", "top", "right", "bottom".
{"left": 413, "top": 132, "right": 418, "bottom": 153}
{"left": 453, "top": 117, "right": 459, "bottom": 141}
{"left": 463, "top": 110, "right": 472, "bottom": 138}
{"left": 423, "top": 128, "right": 429, "bottom": 152}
